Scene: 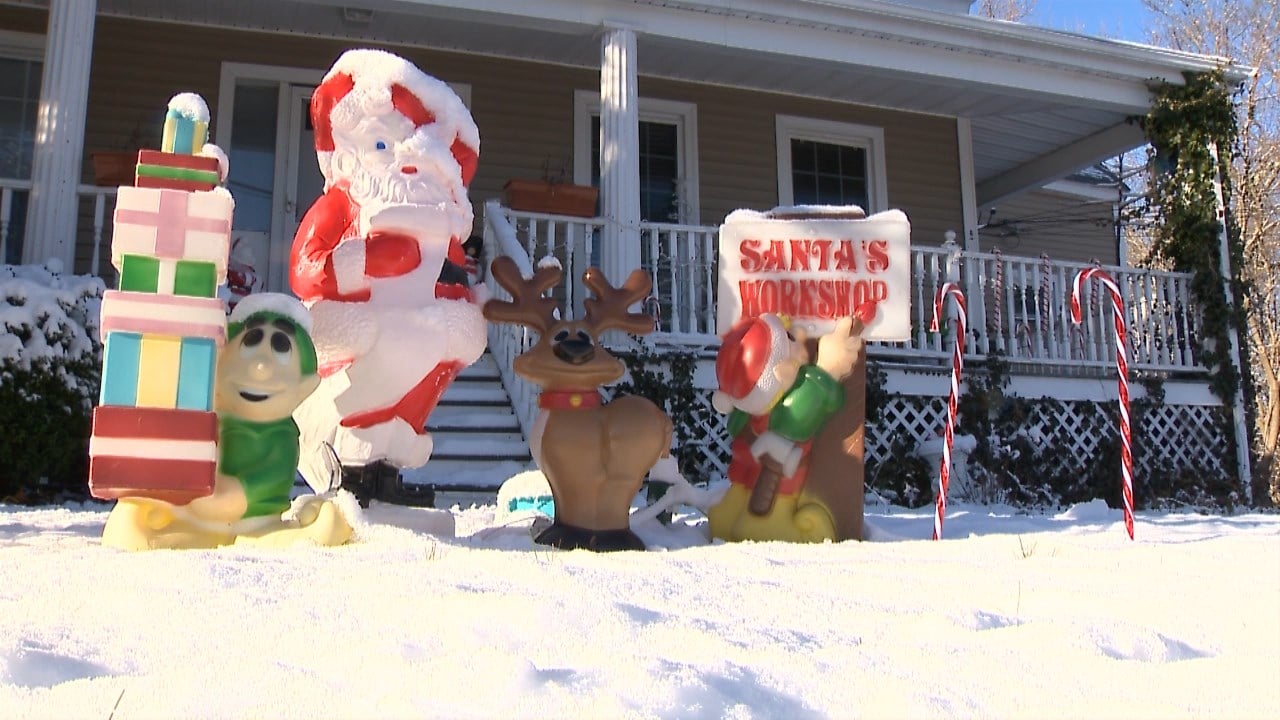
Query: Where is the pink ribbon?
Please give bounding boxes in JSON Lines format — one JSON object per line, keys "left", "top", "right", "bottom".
{"left": 117, "top": 190, "right": 229, "bottom": 258}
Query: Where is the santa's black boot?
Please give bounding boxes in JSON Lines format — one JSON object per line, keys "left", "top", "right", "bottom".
{"left": 340, "top": 464, "right": 381, "bottom": 508}
{"left": 373, "top": 461, "right": 435, "bottom": 507}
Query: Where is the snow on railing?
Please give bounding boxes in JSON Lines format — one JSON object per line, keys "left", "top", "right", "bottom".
{"left": 482, "top": 200, "right": 542, "bottom": 440}
{"left": 485, "top": 202, "right": 1207, "bottom": 374}
{"left": 488, "top": 206, "right": 717, "bottom": 336}
{"left": 0, "top": 178, "right": 117, "bottom": 276}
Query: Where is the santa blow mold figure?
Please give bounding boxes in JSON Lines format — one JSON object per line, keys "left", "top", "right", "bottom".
{"left": 290, "top": 49, "right": 486, "bottom": 506}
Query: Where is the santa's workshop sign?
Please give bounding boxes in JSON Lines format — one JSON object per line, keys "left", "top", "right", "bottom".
{"left": 717, "top": 208, "right": 911, "bottom": 340}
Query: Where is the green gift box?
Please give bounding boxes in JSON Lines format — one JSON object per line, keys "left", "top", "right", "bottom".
{"left": 119, "top": 254, "right": 218, "bottom": 298}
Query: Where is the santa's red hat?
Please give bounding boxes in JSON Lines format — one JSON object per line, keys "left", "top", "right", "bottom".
{"left": 310, "top": 48, "right": 479, "bottom": 186}
{"left": 713, "top": 314, "right": 793, "bottom": 416}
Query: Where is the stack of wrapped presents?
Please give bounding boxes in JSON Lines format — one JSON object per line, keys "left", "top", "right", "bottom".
{"left": 88, "top": 93, "right": 234, "bottom": 504}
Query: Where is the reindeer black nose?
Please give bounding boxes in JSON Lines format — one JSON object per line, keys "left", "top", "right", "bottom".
{"left": 553, "top": 333, "right": 595, "bottom": 364}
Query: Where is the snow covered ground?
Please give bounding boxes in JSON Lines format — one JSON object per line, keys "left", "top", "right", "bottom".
{"left": 2, "top": 486, "right": 1278, "bottom": 719}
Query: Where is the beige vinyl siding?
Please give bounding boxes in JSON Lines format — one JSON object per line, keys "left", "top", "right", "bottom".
{"left": 640, "top": 77, "right": 963, "bottom": 242}
{"left": 0, "top": 5, "right": 964, "bottom": 272}
{"left": 978, "top": 188, "right": 1119, "bottom": 265}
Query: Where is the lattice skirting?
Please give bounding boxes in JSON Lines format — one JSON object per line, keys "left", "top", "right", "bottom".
{"left": 670, "top": 388, "right": 1232, "bottom": 495}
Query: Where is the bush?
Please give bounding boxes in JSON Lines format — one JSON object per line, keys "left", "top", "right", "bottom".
{"left": 865, "top": 437, "right": 934, "bottom": 508}
{"left": 0, "top": 263, "right": 104, "bottom": 502}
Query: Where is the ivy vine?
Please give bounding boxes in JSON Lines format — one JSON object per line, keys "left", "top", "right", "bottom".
{"left": 1139, "top": 69, "right": 1251, "bottom": 403}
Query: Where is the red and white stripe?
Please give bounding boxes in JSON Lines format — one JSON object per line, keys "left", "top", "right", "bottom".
{"left": 992, "top": 248, "right": 1003, "bottom": 349}
{"left": 930, "top": 282, "right": 966, "bottom": 540}
{"left": 99, "top": 290, "right": 227, "bottom": 345}
{"left": 1070, "top": 268, "right": 1134, "bottom": 540}
{"left": 88, "top": 405, "right": 218, "bottom": 505}
{"left": 1040, "top": 253, "right": 1051, "bottom": 330}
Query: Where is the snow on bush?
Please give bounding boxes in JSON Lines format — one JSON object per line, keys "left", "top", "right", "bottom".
{"left": 0, "top": 261, "right": 104, "bottom": 402}
{"left": 0, "top": 261, "right": 104, "bottom": 500}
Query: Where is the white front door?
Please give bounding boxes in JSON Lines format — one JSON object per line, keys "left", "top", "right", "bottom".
{"left": 219, "top": 63, "right": 324, "bottom": 295}
{"left": 278, "top": 85, "right": 325, "bottom": 293}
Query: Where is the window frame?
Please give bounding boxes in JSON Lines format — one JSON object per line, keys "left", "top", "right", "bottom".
{"left": 775, "top": 114, "right": 888, "bottom": 213}
{"left": 573, "top": 90, "right": 700, "bottom": 225}
{"left": 0, "top": 30, "right": 43, "bottom": 61}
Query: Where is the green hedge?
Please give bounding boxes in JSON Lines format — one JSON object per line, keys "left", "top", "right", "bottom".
{"left": 0, "top": 264, "right": 103, "bottom": 503}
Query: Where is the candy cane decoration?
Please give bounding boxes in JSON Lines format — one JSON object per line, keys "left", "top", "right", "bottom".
{"left": 643, "top": 295, "right": 662, "bottom": 332}
{"left": 930, "top": 282, "right": 966, "bottom": 540}
{"left": 1070, "top": 268, "right": 1134, "bottom": 540}
{"left": 1040, "top": 253, "right": 1051, "bottom": 341}
{"left": 992, "top": 247, "right": 1003, "bottom": 351}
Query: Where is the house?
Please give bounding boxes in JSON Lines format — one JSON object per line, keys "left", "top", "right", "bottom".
{"left": 0, "top": 0, "right": 1253, "bottom": 496}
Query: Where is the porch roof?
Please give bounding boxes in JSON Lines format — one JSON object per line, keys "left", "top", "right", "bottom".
{"left": 21, "top": 0, "right": 1249, "bottom": 205}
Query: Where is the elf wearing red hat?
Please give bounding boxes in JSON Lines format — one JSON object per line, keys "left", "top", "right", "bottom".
{"left": 289, "top": 49, "right": 486, "bottom": 506}
{"left": 708, "top": 304, "right": 876, "bottom": 542}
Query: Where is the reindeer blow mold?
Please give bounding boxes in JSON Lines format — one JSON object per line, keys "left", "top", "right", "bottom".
{"left": 484, "top": 256, "right": 672, "bottom": 552}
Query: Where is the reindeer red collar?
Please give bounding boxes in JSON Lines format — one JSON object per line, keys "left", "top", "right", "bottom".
{"left": 484, "top": 256, "right": 673, "bottom": 551}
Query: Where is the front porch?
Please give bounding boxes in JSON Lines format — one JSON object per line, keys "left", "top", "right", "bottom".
{"left": 482, "top": 201, "right": 1206, "bottom": 373}
{"left": 480, "top": 202, "right": 1234, "bottom": 496}
{"left": 0, "top": 181, "right": 1237, "bottom": 499}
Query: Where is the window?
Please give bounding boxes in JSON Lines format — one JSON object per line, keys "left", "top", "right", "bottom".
{"left": 573, "top": 91, "right": 699, "bottom": 224}
{"left": 776, "top": 115, "right": 887, "bottom": 213}
{"left": 0, "top": 31, "right": 43, "bottom": 264}
{"left": 588, "top": 115, "right": 684, "bottom": 222}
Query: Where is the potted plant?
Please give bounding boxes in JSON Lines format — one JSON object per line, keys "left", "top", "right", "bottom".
{"left": 90, "top": 123, "right": 149, "bottom": 186}
{"left": 503, "top": 159, "right": 598, "bottom": 217}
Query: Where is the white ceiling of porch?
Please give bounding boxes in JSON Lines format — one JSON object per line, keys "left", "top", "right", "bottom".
{"left": 6, "top": 0, "right": 1233, "bottom": 204}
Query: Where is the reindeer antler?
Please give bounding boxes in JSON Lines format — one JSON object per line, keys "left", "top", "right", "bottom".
{"left": 483, "top": 256, "right": 561, "bottom": 333}
{"left": 582, "top": 267, "right": 655, "bottom": 336}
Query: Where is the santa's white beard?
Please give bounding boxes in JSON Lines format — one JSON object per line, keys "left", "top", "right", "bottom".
{"left": 329, "top": 149, "right": 473, "bottom": 236}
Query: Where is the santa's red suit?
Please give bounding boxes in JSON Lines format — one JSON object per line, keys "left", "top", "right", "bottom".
{"left": 289, "top": 49, "right": 486, "bottom": 478}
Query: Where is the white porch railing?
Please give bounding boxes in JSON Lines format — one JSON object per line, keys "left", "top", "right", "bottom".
{"left": 483, "top": 204, "right": 1207, "bottom": 374}
{"left": 481, "top": 200, "right": 547, "bottom": 439}
{"left": 0, "top": 177, "right": 117, "bottom": 276}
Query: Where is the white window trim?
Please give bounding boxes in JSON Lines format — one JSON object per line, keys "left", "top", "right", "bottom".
{"left": 0, "top": 30, "right": 43, "bottom": 61}
{"left": 776, "top": 114, "right": 888, "bottom": 213}
{"left": 573, "top": 90, "right": 700, "bottom": 225}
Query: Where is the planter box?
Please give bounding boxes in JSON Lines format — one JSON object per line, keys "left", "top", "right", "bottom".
{"left": 503, "top": 179, "right": 598, "bottom": 218}
{"left": 91, "top": 150, "right": 139, "bottom": 186}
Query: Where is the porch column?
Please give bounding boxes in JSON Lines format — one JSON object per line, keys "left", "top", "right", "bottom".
{"left": 956, "top": 117, "right": 988, "bottom": 354}
{"left": 1209, "top": 143, "right": 1253, "bottom": 500}
{"left": 599, "top": 24, "right": 642, "bottom": 285}
{"left": 22, "top": 0, "right": 97, "bottom": 271}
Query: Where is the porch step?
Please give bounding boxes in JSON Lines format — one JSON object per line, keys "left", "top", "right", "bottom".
{"left": 457, "top": 352, "right": 501, "bottom": 380}
{"left": 428, "top": 405, "right": 520, "bottom": 429}
{"left": 401, "top": 459, "right": 532, "bottom": 490}
{"left": 431, "top": 431, "right": 528, "bottom": 459}
{"left": 410, "top": 349, "right": 532, "bottom": 492}
{"left": 439, "top": 383, "right": 512, "bottom": 405}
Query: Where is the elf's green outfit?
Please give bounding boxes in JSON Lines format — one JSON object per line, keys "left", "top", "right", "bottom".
{"left": 726, "top": 364, "right": 844, "bottom": 495}
{"left": 217, "top": 415, "right": 302, "bottom": 519}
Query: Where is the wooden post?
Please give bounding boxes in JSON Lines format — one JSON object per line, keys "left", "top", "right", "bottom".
{"left": 804, "top": 338, "right": 867, "bottom": 541}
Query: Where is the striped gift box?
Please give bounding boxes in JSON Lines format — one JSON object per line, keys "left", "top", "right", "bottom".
{"left": 134, "top": 150, "right": 219, "bottom": 192}
{"left": 89, "top": 405, "right": 217, "bottom": 504}
{"left": 112, "top": 186, "right": 232, "bottom": 283}
{"left": 99, "top": 289, "right": 226, "bottom": 344}
{"left": 161, "top": 107, "right": 208, "bottom": 156}
{"left": 100, "top": 331, "right": 218, "bottom": 411}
